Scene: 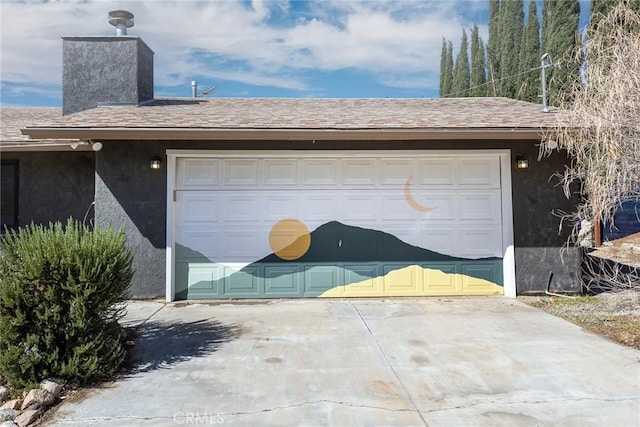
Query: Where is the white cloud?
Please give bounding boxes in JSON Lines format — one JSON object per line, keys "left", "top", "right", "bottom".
{"left": 0, "top": 0, "right": 486, "bottom": 101}
{"left": 379, "top": 74, "right": 440, "bottom": 91}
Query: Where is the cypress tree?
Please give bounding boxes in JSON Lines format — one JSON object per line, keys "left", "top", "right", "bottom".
{"left": 470, "top": 24, "right": 487, "bottom": 97}
{"left": 518, "top": 0, "right": 541, "bottom": 102}
{"left": 541, "top": 0, "right": 580, "bottom": 104}
{"left": 498, "top": 0, "right": 524, "bottom": 98}
{"left": 440, "top": 38, "right": 447, "bottom": 96}
{"left": 452, "top": 30, "right": 471, "bottom": 96}
{"left": 487, "top": 0, "right": 501, "bottom": 96}
{"left": 440, "top": 38, "right": 453, "bottom": 97}
{"left": 440, "top": 40, "right": 454, "bottom": 97}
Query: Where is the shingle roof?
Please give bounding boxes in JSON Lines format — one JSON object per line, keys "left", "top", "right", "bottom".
{"left": 1, "top": 107, "right": 81, "bottom": 151}
{"left": 37, "top": 97, "right": 553, "bottom": 128}
{"left": 1, "top": 108, "right": 61, "bottom": 142}
{"left": 19, "top": 97, "right": 556, "bottom": 142}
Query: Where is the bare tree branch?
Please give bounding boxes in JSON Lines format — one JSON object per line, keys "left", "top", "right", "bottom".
{"left": 540, "top": 3, "right": 640, "bottom": 252}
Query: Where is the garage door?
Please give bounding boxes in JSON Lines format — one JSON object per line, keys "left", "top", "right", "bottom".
{"left": 172, "top": 152, "right": 506, "bottom": 299}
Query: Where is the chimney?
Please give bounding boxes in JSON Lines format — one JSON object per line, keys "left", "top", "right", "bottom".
{"left": 62, "top": 10, "right": 154, "bottom": 115}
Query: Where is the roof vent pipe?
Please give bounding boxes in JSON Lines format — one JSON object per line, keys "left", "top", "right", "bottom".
{"left": 540, "top": 53, "right": 553, "bottom": 113}
{"left": 192, "top": 81, "right": 198, "bottom": 98}
{"left": 109, "top": 10, "right": 134, "bottom": 36}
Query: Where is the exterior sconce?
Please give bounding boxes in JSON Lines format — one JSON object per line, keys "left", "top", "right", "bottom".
{"left": 150, "top": 156, "right": 162, "bottom": 170}
{"left": 516, "top": 156, "right": 529, "bottom": 169}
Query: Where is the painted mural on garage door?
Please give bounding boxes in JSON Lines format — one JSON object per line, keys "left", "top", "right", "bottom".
{"left": 174, "top": 155, "right": 504, "bottom": 299}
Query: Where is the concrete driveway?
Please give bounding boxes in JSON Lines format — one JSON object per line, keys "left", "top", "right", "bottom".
{"left": 46, "top": 298, "right": 639, "bottom": 426}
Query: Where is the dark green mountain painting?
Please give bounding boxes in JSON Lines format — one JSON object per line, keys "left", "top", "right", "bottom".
{"left": 176, "top": 221, "right": 502, "bottom": 299}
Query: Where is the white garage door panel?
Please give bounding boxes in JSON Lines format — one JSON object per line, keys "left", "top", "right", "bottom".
{"left": 301, "top": 195, "right": 337, "bottom": 221}
{"left": 343, "top": 159, "right": 377, "bottom": 185}
{"left": 458, "top": 157, "right": 501, "bottom": 187}
{"left": 342, "top": 194, "right": 380, "bottom": 221}
{"left": 382, "top": 160, "right": 416, "bottom": 185}
{"left": 382, "top": 194, "right": 418, "bottom": 220}
{"left": 223, "top": 195, "right": 259, "bottom": 221}
{"left": 303, "top": 160, "right": 337, "bottom": 186}
{"left": 457, "top": 227, "right": 503, "bottom": 257}
{"left": 263, "top": 195, "right": 299, "bottom": 220}
{"left": 415, "top": 193, "right": 456, "bottom": 220}
{"left": 178, "top": 159, "right": 220, "bottom": 187}
{"left": 458, "top": 192, "right": 502, "bottom": 221}
{"left": 174, "top": 153, "right": 507, "bottom": 299}
{"left": 263, "top": 159, "right": 298, "bottom": 186}
{"left": 178, "top": 194, "right": 220, "bottom": 223}
{"left": 418, "top": 159, "right": 455, "bottom": 185}
{"left": 224, "top": 159, "right": 259, "bottom": 186}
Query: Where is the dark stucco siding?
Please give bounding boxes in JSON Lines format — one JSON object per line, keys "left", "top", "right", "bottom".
{"left": 93, "top": 139, "right": 578, "bottom": 297}
{"left": 1, "top": 152, "right": 95, "bottom": 228}
{"left": 95, "top": 141, "right": 167, "bottom": 298}
{"left": 507, "top": 142, "right": 581, "bottom": 293}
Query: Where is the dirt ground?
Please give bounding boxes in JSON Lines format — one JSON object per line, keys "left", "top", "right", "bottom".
{"left": 519, "top": 289, "right": 640, "bottom": 350}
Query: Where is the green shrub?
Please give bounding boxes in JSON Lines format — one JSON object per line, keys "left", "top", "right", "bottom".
{"left": 0, "top": 219, "right": 132, "bottom": 391}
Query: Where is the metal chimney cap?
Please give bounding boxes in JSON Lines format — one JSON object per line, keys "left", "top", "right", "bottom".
{"left": 109, "top": 10, "right": 134, "bottom": 35}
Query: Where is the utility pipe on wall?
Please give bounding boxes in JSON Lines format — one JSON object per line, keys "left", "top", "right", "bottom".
{"left": 541, "top": 53, "right": 553, "bottom": 112}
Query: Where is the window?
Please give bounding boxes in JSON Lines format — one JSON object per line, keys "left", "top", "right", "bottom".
{"left": 1, "top": 160, "right": 18, "bottom": 229}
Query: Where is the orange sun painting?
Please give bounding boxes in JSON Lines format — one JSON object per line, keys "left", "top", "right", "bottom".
{"left": 269, "top": 218, "right": 311, "bottom": 260}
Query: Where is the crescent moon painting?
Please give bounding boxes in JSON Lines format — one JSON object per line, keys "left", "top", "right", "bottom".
{"left": 404, "top": 176, "right": 437, "bottom": 212}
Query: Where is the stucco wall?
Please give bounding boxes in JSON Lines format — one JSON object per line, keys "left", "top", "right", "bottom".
{"left": 1, "top": 152, "right": 95, "bottom": 228}
{"left": 508, "top": 142, "right": 581, "bottom": 293}
{"left": 62, "top": 37, "right": 154, "bottom": 115}
{"left": 94, "top": 139, "right": 578, "bottom": 297}
{"left": 94, "top": 141, "right": 167, "bottom": 298}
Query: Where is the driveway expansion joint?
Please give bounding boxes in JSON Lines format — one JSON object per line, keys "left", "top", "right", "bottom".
{"left": 139, "top": 304, "right": 166, "bottom": 326}
{"left": 351, "top": 302, "right": 429, "bottom": 427}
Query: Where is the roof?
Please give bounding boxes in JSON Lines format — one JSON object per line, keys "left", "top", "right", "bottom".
{"left": 1, "top": 107, "right": 83, "bottom": 151}
{"left": 20, "top": 97, "right": 556, "bottom": 142}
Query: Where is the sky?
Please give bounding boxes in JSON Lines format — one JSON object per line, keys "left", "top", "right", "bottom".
{"left": 0, "top": 0, "right": 591, "bottom": 107}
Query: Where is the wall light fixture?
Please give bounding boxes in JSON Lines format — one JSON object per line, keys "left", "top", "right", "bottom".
{"left": 150, "top": 156, "right": 162, "bottom": 170}
{"left": 516, "top": 156, "right": 529, "bottom": 169}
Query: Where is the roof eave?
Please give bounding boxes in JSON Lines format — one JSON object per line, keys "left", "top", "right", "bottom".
{"left": 22, "top": 127, "right": 545, "bottom": 141}
{"left": 0, "top": 142, "right": 91, "bottom": 152}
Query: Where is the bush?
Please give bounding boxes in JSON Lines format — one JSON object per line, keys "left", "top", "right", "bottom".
{"left": 0, "top": 219, "right": 132, "bottom": 391}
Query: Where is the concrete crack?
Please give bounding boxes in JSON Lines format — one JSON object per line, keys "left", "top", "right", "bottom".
{"left": 54, "top": 415, "right": 177, "bottom": 424}
{"left": 55, "top": 401, "right": 415, "bottom": 424}
{"left": 421, "top": 394, "right": 640, "bottom": 414}
{"left": 223, "top": 399, "right": 417, "bottom": 416}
